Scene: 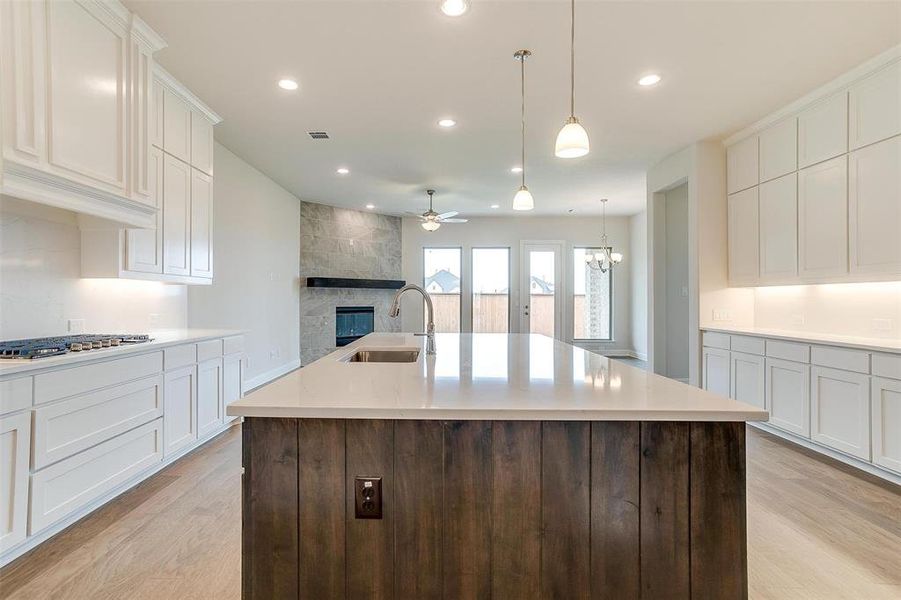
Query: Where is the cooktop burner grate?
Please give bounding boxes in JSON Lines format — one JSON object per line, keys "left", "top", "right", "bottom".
{"left": 0, "top": 334, "right": 152, "bottom": 359}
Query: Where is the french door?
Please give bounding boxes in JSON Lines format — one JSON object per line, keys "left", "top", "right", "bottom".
{"left": 519, "top": 242, "right": 564, "bottom": 339}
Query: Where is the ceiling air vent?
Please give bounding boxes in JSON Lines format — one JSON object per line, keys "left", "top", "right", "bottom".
{"left": 307, "top": 131, "right": 329, "bottom": 140}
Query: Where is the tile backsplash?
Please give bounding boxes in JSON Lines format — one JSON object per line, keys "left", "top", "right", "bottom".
{"left": 0, "top": 196, "right": 187, "bottom": 339}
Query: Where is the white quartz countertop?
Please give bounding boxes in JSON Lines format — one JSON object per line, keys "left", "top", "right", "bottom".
{"left": 228, "top": 333, "right": 768, "bottom": 422}
{"left": 701, "top": 326, "right": 901, "bottom": 354}
{"left": 0, "top": 329, "right": 244, "bottom": 376}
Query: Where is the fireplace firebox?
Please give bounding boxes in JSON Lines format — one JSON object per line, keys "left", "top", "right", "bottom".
{"left": 335, "top": 306, "right": 375, "bottom": 346}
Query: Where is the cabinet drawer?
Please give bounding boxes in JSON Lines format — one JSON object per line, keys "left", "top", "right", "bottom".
{"left": 0, "top": 377, "right": 33, "bottom": 415}
{"left": 164, "top": 344, "right": 197, "bottom": 370}
{"left": 730, "top": 335, "right": 765, "bottom": 355}
{"left": 30, "top": 419, "right": 163, "bottom": 535}
{"left": 197, "top": 339, "right": 223, "bottom": 362}
{"left": 223, "top": 335, "right": 244, "bottom": 355}
{"left": 766, "top": 340, "right": 810, "bottom": 363}
{"left": 702, "top": 331, "right": 730, "bottom": 350}
{"left": 34, "top": 352, "right": 163, "bottom": 405}
{"left": 872, "top": 353, "right": 901, "bottom": 380}
{"left": 811, "top": 346, "right": 870, "bottom": 374}
{"left": 33, "top": 375, "right": 163, "bottom": 469}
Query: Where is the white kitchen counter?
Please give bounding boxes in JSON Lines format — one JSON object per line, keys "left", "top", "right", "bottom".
{"left": 228, "top": 333, "right": 767, "bottom": 421}
{"left": 702, "top": 326, "right": 901, "bottom": 354}
{"left": 0, "top": 329, "right": 245, "bottom": 376}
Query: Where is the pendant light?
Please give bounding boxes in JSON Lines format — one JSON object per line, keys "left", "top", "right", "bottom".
{"left": 554, "top": 0, "right": 590, "bottom": 158}
{"left": 513, "top": 49, "right": 534, "bottom": 211}
{"left": 585, "top": 199, "right": 623, "bottom": 272}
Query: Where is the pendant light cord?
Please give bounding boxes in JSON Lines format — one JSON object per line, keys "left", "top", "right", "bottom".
{"left": 570, "top": 0, "right": 575, "bottom": 117}
{"left": 520, "top": 54, "right": 526, "bottom": 188}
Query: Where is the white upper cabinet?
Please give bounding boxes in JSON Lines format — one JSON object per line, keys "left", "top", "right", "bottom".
{"left": 163, "top": 153, "right": 191, "bottom": 276}
{"left": 727, "top": 135, "right": 758, "bottom": 194}
{"left": 191, "top": 111, "right": 214, "bottom": 175}
{"left": 798, "top": 93, "right": 848, "bottom": 169}
{"left": 848, "top": 136, "right": 901, "bottom": 276}
{"left": 849, "top": 60, "right": 901, "bottom": 150}
{"left": 162, "top": 88, "right": 191, "bottom": 164}
{"left": 759, "top": 173, "right": 798, "bottom": 282}
{"left": 727, "top": 186, "right": 759, "bottom": 285}
{"left": 190, "top": 168, "right": 213, "bottom": 278}
{"left": 798, "top": 156, "right": 848, "bottom": 279}
{"left": 759, "top": 117, "right": 797, "bottom": 182}
{"left": 126, "top": 145, "right": 164, "bottom": 274}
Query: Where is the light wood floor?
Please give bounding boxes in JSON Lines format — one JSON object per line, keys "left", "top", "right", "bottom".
{"left": 0, "top": 424, "right": 898, "bottom": 599}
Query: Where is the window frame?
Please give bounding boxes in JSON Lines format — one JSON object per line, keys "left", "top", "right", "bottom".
{"left": 572, "top": 245, "right": 615, "bottom": 343}
{"left": 470, "top": 246, "right": 512, "bottom": 334}
{"left": 422, "top": 246, "right": 463, "bottom": 333}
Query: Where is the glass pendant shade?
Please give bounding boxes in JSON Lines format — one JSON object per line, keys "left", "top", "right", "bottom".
{"left": 421, "top": 220, "right": 441, "bottom": 232}
{"left": 555, "top": 117, "right": 590, "bottom": 158}
{"left": 512, "top": 186, "right": 534, "bottom": 211}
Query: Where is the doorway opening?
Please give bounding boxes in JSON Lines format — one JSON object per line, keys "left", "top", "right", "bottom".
{"left": 653, "top": 182, "right": 690, "bottom": 382}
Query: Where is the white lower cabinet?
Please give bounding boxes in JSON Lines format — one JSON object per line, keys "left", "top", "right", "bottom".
{"left": 730, "top": 351, "right": 765, "bottom": 410}
{"left": 811, "top": 366, "right": 871, "bottom": 460}
{"left": 702, "top": 347, "right": 731, "bottom": 397}
{"left": 163, "top": 365, "right": 197, "bottom": 456}
{"left": 223, "top": 353, "right": 243, "bottom": 424}
{"left": 871, "top": 377, "right": 901, "bottom": 473}
{"left": 30, "top": 419, "right": 163, "bottom": 534}
{"left": 197, "top": 358, "right": 223, "bottom": 438}
{"left": 0, "top": 412, "right": 31, "bottom": 552}
{"left": 765, "top": 358, "right": 810, "bottom": 437}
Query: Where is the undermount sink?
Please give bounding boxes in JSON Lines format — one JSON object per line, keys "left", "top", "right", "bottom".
{"left": 344, "top": 349, "right": 420, "bottom": 363}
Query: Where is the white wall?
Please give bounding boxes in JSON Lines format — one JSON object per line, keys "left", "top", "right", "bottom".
{"left": 187, "top": 143, "right": 300, "bottom": 386}
{"left": 0, "top": 196, "right": 187, "bottom": 339}
{"left": 629, "top": 211, "right": 647, "bottom": 360}
{"left": 664, "top": 184, "right": 689, "bottom": 380}
{"left": 401, "top": 215, "right": 636, "bottom": 356}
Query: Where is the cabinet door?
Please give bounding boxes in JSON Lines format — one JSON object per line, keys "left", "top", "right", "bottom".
{"left": 849, "top": 60, "right": 901, "bottom": 150}
{"left": 727, "top": 186, "right": 759, "bottom": 285}
{"left": 726, "top": 135, "right": 758, "bottom": 194}
{"left": 128, "top": 38, "right": 153, "bottom": 205}
{"left": 150, "top": 76, "right": 163, "bottom": 149}
{"left": 759, "top": 173, "right": 798, "bottom": 282}
{"left": 197, "top": 358, "right": 223, "bottom": 438}
{"left": 223, "top": 353, "right": 243, "bottom": 424}
{"left": 163, "top": 365, "right": 197, "bottom": 457}
{"left": 872, "top": 376, "right": 901, "bottom": 473}
{"left": 766, "top": 358, "right": 810, "bottom": 437}
{"left": 163, "top": 154, "right": 191, "bottom": 276}
{"left": 702, "top": 347, "right": 731, "bottom": 397}
{"left": 798, "top": 156, "right": 848, "bottom": 279}
{"left": 190, "top": 111, "right": 214, "bottom": 175}
{"left": 162, "top": 87, "right": 191, "bottom": 163}
{"left": 0, "top": 412, "right": 30, "bottom": 552}
{"left": 730, "top": 351, "right": 765, "bottom": 410}
{"left": 45, "top": 0, "right": 127, "bottom": 194}
{"left": 190, "top": 168, "right": 213, "bottom": 278}
{"left": 126, "top": 145, "right": 164, "bottom": 274}
{"left": 849, "top": 136, "right": 901, "bottom": 275}
{"left": 811, "top": 366, "right": 870, "bottom": 460}
{"left": 759, "top": 117, "right": 797, "bottom": 182}
{"left": 798, "top": 93, "right": 848, "bottom": 168}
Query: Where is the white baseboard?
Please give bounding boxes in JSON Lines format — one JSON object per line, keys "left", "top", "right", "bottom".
{"left": 749, "top": 422, "right": 901, "bottom": 486}
{"left": 243, "top": 358, "right": 301, "bottom": 393}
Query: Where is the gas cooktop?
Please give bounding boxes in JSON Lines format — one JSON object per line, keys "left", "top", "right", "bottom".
{"left": 0, "top": 334, "right": 152, "bottom": 359}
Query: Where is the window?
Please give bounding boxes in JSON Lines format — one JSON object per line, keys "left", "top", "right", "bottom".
{"left": 471, "top": 248, "right": 510, "bottom": 333}
{"left": 573, "top": 248, "right": 613, "bottom": 340}
{"left": 423, "top": 248, "right": 461, "bottom": 332}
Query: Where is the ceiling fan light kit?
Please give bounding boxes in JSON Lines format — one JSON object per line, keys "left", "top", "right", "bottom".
{"left": 412, "top": 189, "right": 468, "bottom": 232}
{"left": 555, "top": 0, "right": 590, "bottom": 159}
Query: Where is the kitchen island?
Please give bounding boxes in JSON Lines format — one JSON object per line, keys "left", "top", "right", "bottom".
{"left": 228, "top": 333, "right": 767, "bottom": 600}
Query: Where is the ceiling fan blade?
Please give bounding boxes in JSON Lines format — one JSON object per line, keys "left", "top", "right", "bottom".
{"left": 436, "top": 211, "right": 458, "bottom": 219}
{"left": 404, "top": 212, "right": 427, "bottom": 219}
{"left": 441, "top": 218, "right": 468, "bottom": 223}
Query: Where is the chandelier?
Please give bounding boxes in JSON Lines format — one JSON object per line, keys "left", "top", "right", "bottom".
{"left": 585, "top": 198, "right": 623, "bottom": 272}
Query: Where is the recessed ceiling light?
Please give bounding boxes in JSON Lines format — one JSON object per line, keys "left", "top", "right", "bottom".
{"left": 638, "top": 74, "right": 661, "bottom": 87}
{"left": 336, "top": 167, "right": 350, "bottom": 175}
{"left": 278, "top": 78, "right": 299, "bottom": 91}
{"left": 365, "top": 203, "right": 375, "bottom": 210}
{"left": 440, "top": 0, "right": 469, "bottom": 17}
{"left": 490, "top": 204, "right": 500, "bottom": 209}
{"left": 510, "top": 166, "right": 523, "bottom": 173}
{"left": 437, "top": 118, "right": 457, "bottom": 128}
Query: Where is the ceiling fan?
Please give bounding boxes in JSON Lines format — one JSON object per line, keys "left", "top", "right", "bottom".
{"left": 407, "top": 189, "right": 468, "bottom": 231}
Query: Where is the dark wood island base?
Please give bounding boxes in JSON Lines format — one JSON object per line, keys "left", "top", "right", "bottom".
{"left": 242, "top": 418, "right": 747, "bottom": 600}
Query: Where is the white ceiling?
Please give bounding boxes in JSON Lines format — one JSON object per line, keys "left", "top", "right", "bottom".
{"left": 127, "top": 0, "right": 899, "bottom": 217}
